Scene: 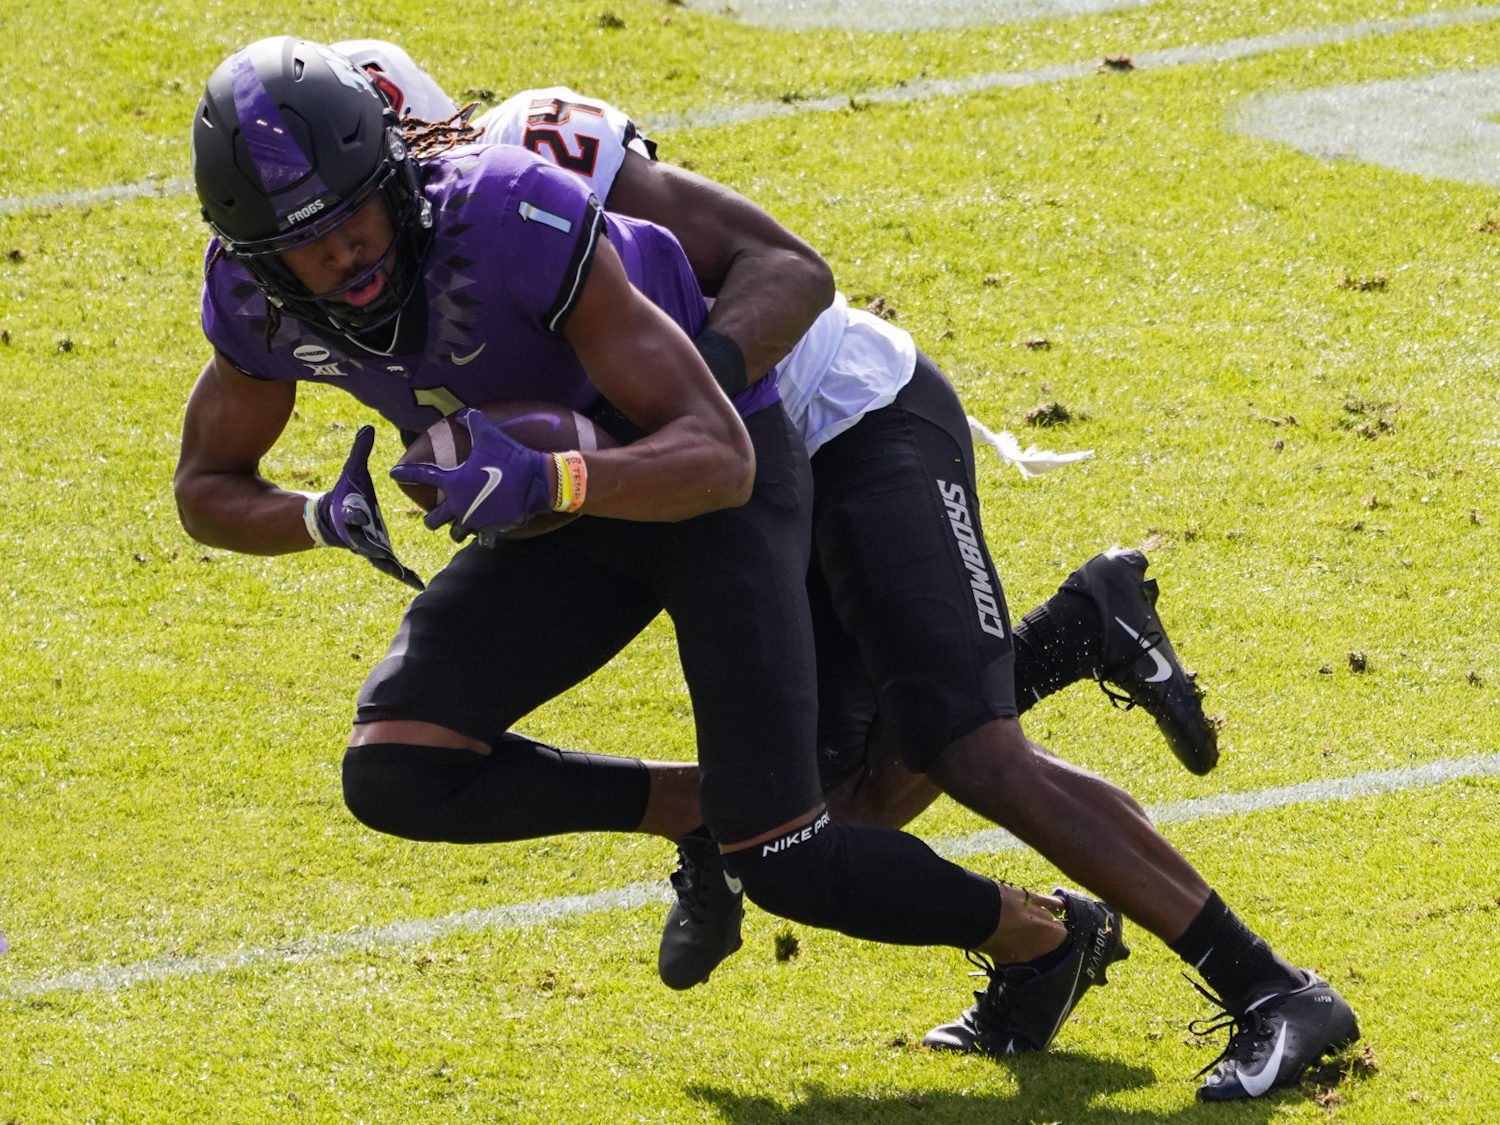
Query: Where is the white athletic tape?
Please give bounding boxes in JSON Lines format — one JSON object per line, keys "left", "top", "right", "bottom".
{"left": 3, "top": 7, "right": 1499, "bottom": 216}
{"left": 574, "top": 412, "right": 599, "bottom": 453}
{"left": 429, "top": 417, "right": 459, "bottom": 470}
{"left": 6, "top": 752, "right": 1497, "bottom": 997}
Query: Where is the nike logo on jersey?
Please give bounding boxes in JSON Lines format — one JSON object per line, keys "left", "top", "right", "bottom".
{"left": 451, "top": 344, "right": 486, "bottom": 366}
{"left": 1234, "top": 1023, "right": 1287, "bottom": 1097}
{"left": 1114, "top": 616, "right": 1173, "bottom": 682}
{"left": 724, "top": 872, "right": 743, "bottom": 895}
{"left": 463, "top": 467, "right": 505, "bottom": 525}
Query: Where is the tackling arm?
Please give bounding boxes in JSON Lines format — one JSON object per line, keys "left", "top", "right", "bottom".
{"left": 605, "top": 151, "right": 835, "bottom": 386}
{"left": 174, "top": 352, "right": 311, "bottom": 554}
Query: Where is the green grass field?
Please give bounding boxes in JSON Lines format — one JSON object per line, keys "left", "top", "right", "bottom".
{"left": 4, "top": 0, "right": 1500, "bottom": 1120}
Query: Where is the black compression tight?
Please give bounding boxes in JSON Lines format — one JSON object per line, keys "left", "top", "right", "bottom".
{"left": 342, "top": 740, "right": 652, "bottom": 844}
{"left": 721, "top": 814, "right": 1001, "bottom": 949}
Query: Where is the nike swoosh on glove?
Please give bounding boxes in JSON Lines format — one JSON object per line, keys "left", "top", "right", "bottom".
{"left": 315, "top": 425, "right": 426, "bottom": 591}
{"left": 388, "top": 408, "right": 553, "bottom": 544}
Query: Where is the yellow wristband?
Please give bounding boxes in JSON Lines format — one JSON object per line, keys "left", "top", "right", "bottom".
{"left": 552, "top": 450, "right": 587, "bottom": 513}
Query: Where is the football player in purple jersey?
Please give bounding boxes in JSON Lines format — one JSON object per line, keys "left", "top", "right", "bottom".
{"left": 176, "top": 38, "right": 1358, "bottom": 1099}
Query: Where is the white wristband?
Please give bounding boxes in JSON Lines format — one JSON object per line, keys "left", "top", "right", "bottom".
{"left": 299, "top": 491, "right": 331, "bottom": 548}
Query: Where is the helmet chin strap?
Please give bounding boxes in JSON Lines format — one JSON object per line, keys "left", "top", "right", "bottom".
{"left": 341, "top": 308, "right": 404, "bottom": 358}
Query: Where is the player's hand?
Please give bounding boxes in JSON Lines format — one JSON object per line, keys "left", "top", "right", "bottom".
{"left": 389, "top": 408, "right": 553, "bottom": 544}
{"left": 315, "top": 425, "right": 426, "bottom": 591}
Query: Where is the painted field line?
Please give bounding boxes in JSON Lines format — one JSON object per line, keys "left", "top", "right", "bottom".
{"left": 4, "top": 6, "right": 1499, "bottom": 217}
{"left": 932, "top": 750, "right": 1500, "bottom": 857}
{"left": 5, "top": 881, "right": 677, "bottom": 998}
{"left": 0, "top": 175, "right": 192, "bottom": 216}
{"left": 648, "top": 5, "right": 1500, "bottom": 128}
{"left": 682, "top": 0, "right": 1165, "bottom": 33}
{"left": 7, "top": 752, "right": 1496, "bottom": 998}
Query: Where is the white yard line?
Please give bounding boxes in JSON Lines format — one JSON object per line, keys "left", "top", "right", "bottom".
{"left": 0, "top": 175, "right": 192, "bottom": 216}
{"left": 680, "top": 0, "right": 1170, "bottom": 33}
{"left": 6, "top": 882, "right": 677, "bottom": 998}
{"left": 932, "top": 751, "right": 1500, "bottom": 857}
{"left": 646, "top": 6, "right": 1500, "bottom": 128}
{"left": 7, "top": 752, "right": 1496, "bottom": 998}
{"left": 2, "top": 7, "right": 1497, "bottom": 216}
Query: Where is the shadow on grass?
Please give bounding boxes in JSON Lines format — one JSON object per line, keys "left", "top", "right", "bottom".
{"left": 689, "top": 1049, "right": 1290, "bottom": 1123}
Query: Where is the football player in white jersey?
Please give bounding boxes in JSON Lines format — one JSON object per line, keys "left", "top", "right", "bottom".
{"left": 319, "top": 41, "right": 1358, "bottom": 1099}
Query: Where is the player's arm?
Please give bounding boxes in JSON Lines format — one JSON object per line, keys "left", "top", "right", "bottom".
{"left": 605, "top": 150, "right": 835, "bottom": 388}
{"left": 178, "top": 352, "right": 425, "bottom": 587}
{"left": 390, "top": 239, "right": 755, "bottom": 534}
{"left": 174, "top": 352, "right": 309, "bottom": 554}
{"left": 563, "top": 237, "right": 755, "bottom": 519}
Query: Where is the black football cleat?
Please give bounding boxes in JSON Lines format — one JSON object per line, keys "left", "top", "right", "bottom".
{"left": 923, "top": 888, "right": 1130, "bottom": 1057}
{"left": 1061, "top": 547, "right": 1220, "bottom": 775}
{"left": 1193, "top": 971, "right": 1361, "bottom": 1101}
{"left": 657, "top": 831, "right": 744, "bottom": 990}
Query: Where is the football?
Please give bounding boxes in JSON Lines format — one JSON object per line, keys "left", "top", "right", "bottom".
{"left": 395, "top": 400, "right": 618, "bottom": 539}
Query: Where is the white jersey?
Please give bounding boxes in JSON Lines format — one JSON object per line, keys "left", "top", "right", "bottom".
{"left": 331, "top": 42, "right": 915, "bottom": 453}
{"left": 469, "top": 88, "right": 655, "bottom": 207}
{"left": 777, "top": 295, "right": 915, "bottom": 453}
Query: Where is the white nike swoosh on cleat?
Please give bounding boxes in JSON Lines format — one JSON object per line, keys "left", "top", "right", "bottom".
{"left": 1235, "top": 1023, "right": 1287, "bottom": 1097}
{"left": 1115, "top": 616, "right": 1174, "bottom": 683}
{"left": 451, "top": 344, "right": 486, "bottom": 365}
{"left": 462, "top": 467, "right": 505, "bottom": 525}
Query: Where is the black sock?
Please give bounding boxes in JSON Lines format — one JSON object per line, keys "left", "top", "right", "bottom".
{"left": 1012, "top": 590, "right": 1102, "bottom": 714}
{"left": 1169, "top": 891, "right": 1302, "bottom": 1009}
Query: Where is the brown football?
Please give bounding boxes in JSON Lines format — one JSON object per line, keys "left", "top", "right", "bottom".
{"left": 395, "top": 400, "right": 617, "bottom": 540}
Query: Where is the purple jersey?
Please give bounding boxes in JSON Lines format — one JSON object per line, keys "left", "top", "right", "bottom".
{"left": 201, "top": 144, "right": 776, "bottom": 433}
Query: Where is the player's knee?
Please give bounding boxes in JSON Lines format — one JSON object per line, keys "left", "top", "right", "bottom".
{"left": 880, "top": 676, "right": 958, "bottom": 769}
{"left": 341, "top": 744, "right": 404, "bottom": 835}
{"left": 341, "top": 743, "right": 450, "bottom": 840}
{"left": 929, "top": 714, "right": 1027, "bottom": 775}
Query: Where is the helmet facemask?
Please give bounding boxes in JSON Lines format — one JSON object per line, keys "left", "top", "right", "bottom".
{"left": 218, "top": 127, "right": 434, "bottom": 340}
{"left": 194, "top": 39, "right": 437, "bottom": 345}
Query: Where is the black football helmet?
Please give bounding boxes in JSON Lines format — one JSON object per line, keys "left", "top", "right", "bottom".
{"left": 191, "top": 36, "right": 434, "bottom": 336}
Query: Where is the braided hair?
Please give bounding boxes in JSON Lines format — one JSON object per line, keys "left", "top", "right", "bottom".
{"left": 399, "top": 103, "right": 486, "bottom": 160}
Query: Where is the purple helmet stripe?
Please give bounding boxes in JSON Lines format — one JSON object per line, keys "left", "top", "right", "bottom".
{"left": 229, "top": 49, "right": 329, "bottom": 219}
